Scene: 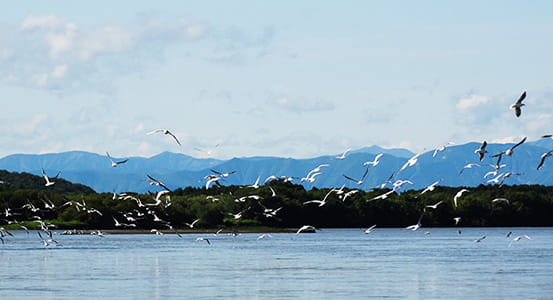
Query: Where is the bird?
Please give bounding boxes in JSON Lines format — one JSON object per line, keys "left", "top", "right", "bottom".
{"left": 392, "top": 179, "right": 414, "bottom": 191}
{"left": 397, "top": 152, "right": 421, "bottom": 174}
{"left": 296, "top": 225, "right": 316, "bottom": 235}
{"left": 459, "top": 163, "right": 480, "bottom": 175}
{"left": 537, "top": 150, "right": 553, "bottom": 170}
{"left": 405, "top": 211, "right": 425, "bottom": 231}
{"left": 301, "top": 164, "right": 330, "bottom": 183}
{"left": 512, "top": 234, "right": 531, "bottom": 241}
{"left": 363, "top": 224, "right": 376, "bottom": 234}
{"left": 342, "top": 167, "right": 369, "bottom": 185}
{"left": 303, "top": 188, "right": 336, "bottom": 207}
{"left": 453, "top": 189, "right": 470, "bottom": 207}
{"left": 196, "top": 237, "right": 211, "bottom": 245}
{"left": 336, "top": 148, "right": 351, "bottom": 160}
{"left": 505, "top": 136, "right": 527, "bottom": 156}
{"left": 146, "top": 175, "right": 171, "bottom": 191}
{"left": 205, "top": 177, "right": 222, "bottom": 189}
{"left": 210, "top": 169, "right": 236, "bottom": 178}
{"left": 473, "top": 236, "right": 486, "bottom": 243}
{"left": 475, "top": 141, "right": 488, "bottom": 161}
{"left": 41, "top": 168, "right": 61, "bottom": 186}
{"left": 509, "top": 235, "right": 531, "bottom": 247}
{"left": 247, "top": 176, "right": 261, "bottom": 189}
{"left": 425, "top": 200, "right": 444, "bottom": 210}
{"left": 420, "top": 179, "right": 443, "bottom": 195}
{"left": 106, "top": 152, "right": 128, "bottom": 167}
{"left": 510, "top": 91, "right": 526, "bottom": 118}
{"left": 369, "top": 190, "right": 396, "bottom": 201}
{"left": 363, "top": 153, "right": 384, "bottom": 166}
{"left": 256, "top": 234, "right": 273, "bottom": 240}
{"left": 151, "top": 229, "right": 164, "bottom": 235}
{"left": 185, "top": 219, "right": 200, "bottom": 229}
{"left": 453, "top": 217, "right": 461, "bottom": 225}
{"left": 146, "top": 129, "right": 181, "bottom": 146}
{"left": 433, "top": 142, "right": 455, "bottom": 158}
{"left": 492, "top": 197, "right": 510, "bottom": 204}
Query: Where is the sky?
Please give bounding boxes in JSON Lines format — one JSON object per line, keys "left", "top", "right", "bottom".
{"left": 1, "top": 1, "right": 552, "bottom": 159}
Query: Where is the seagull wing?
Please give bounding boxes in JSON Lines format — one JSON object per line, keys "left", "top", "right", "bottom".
{"left": 343, "top": 174, "right": 359, "bottom": 183}
{"left": 516, "top": 91, "right": 526, "bottom": 104}
{"left": 146, "top": 129, "right": 164, "bottom": 135}
{"left": 166, "top": 131, "right": 181, "bottom": 146}
{"left": 511, "top": 136, "right": 527, "bottom": 149}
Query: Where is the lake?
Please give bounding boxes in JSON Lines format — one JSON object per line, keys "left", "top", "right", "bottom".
{"left": 1, "top": 227, "right": 552, "bottom": 299}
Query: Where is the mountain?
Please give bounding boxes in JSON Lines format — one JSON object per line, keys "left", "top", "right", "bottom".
{"left": 1, "top": 140, "right": 552, "bottom": 193}
{"left": 0, "top": 169, "right": 95, "bottom": 194}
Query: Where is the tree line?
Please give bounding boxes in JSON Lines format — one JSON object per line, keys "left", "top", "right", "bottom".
{"left": 1, "top": 173, "right": 553, "bottom": 230}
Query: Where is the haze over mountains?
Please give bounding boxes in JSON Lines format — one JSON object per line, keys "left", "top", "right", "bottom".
{"left": 1, "top": 140, "right": 552, "bottom": 193}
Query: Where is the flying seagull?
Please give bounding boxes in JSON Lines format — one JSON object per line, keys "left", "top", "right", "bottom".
{"left": 41, "top": 168, "right": 61, "bottom": 187}
{"left": 506, "top": 136, "right": 527, "bottom": 156}
{"left": 433, "top": 142, "right": 455, "bottom": 158}
{"left": 146, "top": 129, "right": 181, "bottom": 146}
{"left": 336, "top": 148, "right": 352, "bottom": 160}
{"left": 343, "top": 167, "right": 369, "bottom": 185}
{"left": 537, "top": 150, "right": 553, "bottom": 170}
{"left": 475, "top": 141, "right": 488, "bottom": 161}
{"left": 459, "top": 163, "right": 480, "bottom": 175}
{"left": 363, "top": 153, "right": 384, "bottom": 166}
{"left": 510, "top": 91, "right": 526, "bottom": 118}
{"left": 106, "top": 152, "right": 128, "bottom": 167}
{"left": 453, "top": 189, "right": 469, "bottom": 207}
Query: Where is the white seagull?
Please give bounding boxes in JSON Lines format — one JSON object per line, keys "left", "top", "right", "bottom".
{"left": 363, "top": 224, "right": 376, "bottom": 234}
{"left": 106, "top": 152, "right": 128, "bottom": 167}
{"left": 420, "top": 179, "right": 443, "bottom": 195}
{"left": 537, "top": 150, "right": 553, "bottom": 170}
{"left": 363, "top": 153, "right": 384, "bottom": 166}
{"left": 336, "top": 148, "right": 352, "bottom": 160}
{"left": 510, "top": 91, "right": 526, "bottom": 118}
{"left": 459, "top": 163, "right": 480, "bottom": 175}
{"left": 41, "top": 168, "right": 61, "bottom": 187}
{"left": 475, "top": 141, "right": 488, "bottom": 161}
{"left": 146, "top": 129, "right": 181, "bottom": 146}
{"left": 453, "top": 189, "right": 470, "bottom": 207}
{"left": 425, "top": 200, "right": 444, "bottom": 210}
{"left": 433, "top": 142, "right": 455, "bottom": 158}
{"left": 505, "top": 136, "right": 527, "bottom": 156}
{"left": 296, "top": 225, "right": 316, "bottom": 235}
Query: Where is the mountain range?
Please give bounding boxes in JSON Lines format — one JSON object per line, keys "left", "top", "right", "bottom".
{"left": 1, "top": 141, "right": 552, "bottom": 193}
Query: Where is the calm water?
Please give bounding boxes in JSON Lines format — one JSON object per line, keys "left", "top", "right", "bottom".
{"left": 1, "top": 227, "right": 552, "bottom": 299}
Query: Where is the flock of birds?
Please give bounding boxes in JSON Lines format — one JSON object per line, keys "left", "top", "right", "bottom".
{"left": 0, "top": 91, "right": 549, "bottom": 247}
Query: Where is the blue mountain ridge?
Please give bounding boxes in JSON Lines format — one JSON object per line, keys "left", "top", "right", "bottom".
{"left": 0, "top": 140, "right": 552, "bottom": 193}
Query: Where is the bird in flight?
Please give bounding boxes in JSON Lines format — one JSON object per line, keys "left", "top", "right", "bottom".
{"left": 510, "top": 91, "right": 526, "bottom": 118}
{"left": 41, "top": 168, "right": 61, "bottom": 186}
{"left": 343, "top": 167, "right": 369, "bottom": 185}
{"left": 335, "top": 148, "right": 351, "bottom": 160}
{"left": 106, "top": 152, "right": 128, "bottom": 167}
{"left": 146, "top": 129, "right": 181, "bottom": 146}
{"left": 537, "top": 150, "right": 553, "bottom": 170}
{"left": 475, "top": 141, "right": 488, "bottom": 161}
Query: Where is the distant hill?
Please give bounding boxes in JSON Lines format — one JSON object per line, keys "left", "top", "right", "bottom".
{"left": 0, "top": 169, "right": 95, "bottom": 194}
{"left": 0, "top": 140, "right": 552, "bottom": 193}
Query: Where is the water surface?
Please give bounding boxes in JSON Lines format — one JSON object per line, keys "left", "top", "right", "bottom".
{"left": 1, "top": 227, "right": 551, "bottom": 299}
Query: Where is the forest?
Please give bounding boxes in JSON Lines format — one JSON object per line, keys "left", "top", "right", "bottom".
{"left": 1, "top": 170, "right": 553, "bottom": 231}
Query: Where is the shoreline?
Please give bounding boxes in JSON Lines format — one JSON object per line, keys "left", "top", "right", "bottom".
{"left": 60, "top": 228, "right": 306, "bottom": 235}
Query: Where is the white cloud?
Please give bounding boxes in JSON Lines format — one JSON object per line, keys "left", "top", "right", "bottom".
{"left": 272, "top": 96, "right": 334, "bottom": 113}
{"left": 20, "top": 15, "right": 64, "bottom": 30}
{"left": 51, "top": 64, "right": 68, "bottom": 78}
{"left": 456, "top": 94, "right": 491, "bottom": 111}
{"left": 78, "top": 26, "right": 136, "bottom": 61}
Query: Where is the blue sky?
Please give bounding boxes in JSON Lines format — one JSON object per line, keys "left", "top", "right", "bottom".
{"left": 1, "top": 1, "right": 552, "bottom": 159}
